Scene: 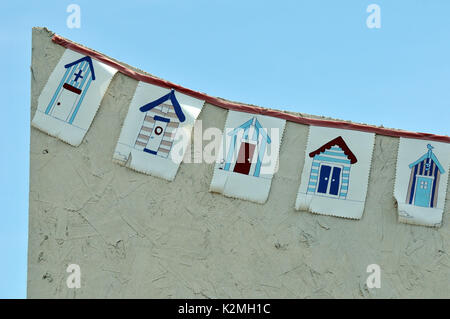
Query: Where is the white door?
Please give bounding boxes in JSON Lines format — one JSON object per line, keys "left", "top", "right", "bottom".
{"left": 145, "top": 120, "right": 169, "bottom": 154}
{"left": 51, "top": 89, "right": 79, "bottom": 122}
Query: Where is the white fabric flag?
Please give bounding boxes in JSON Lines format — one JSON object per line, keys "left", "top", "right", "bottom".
{"left": 32, "top": 49, "right": 117, "bottom": 146}
{"left": 295, "top": 126, "right": 375, "bottom": 219}
{"left": 210, "top": 110, "right": 286, "bottom": 204}
{"left": 113, "top": 82, "right": 205, "bottom": 181}
{"left": 394, "top": 138, "right": 450, "bottom": 227}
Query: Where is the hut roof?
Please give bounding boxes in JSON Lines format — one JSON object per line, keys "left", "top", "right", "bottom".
{"left": 139, "top": 89, "right": 185, "bottom": 122}
{"left": 64, "top": 56, "right": 96, "bottom": 80}
{"left": 309, "top": 136, "right": 357, "bottom": 164}
{"left": 408, "top": 144, "right": 445, "bottom": 174}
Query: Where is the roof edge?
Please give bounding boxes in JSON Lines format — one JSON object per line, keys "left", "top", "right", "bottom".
{"left": 51, "top": 33, "right": 450, "bottom": 144}
{"left": 409, "top": 152, "right": 445, "bottom": 174}
{"left": 309, "top": 136, "right": 357, "bottom": 164}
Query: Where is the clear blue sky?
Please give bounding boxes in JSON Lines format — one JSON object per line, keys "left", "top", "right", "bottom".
{"left": 1, "top": 0, "right": 449, "bottom": 298}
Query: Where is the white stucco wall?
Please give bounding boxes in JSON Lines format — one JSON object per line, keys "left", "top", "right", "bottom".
{"left": 28, "top": 28, "right": 450, "bottom": 298}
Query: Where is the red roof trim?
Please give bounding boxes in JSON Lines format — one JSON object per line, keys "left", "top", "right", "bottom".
{"left": 52, "top": 34, "right": 450, "bottom": 144}
{"left": 309, "top": 136, "right": 358, "bottom": 164}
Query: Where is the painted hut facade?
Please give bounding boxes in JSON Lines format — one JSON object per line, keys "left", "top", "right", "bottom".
{"left": 45, "top": 56, "right": 96, "bottom": 124}
{"left": 134, "top": 90, "right": 185, "bottom": 158}
{"left": 27, "top": 28, "right": 450, "bottom": 299}
{"left": 406, "top": 144, "right": 445, "bottom": 208}
{"left": 306, "top": 136, "right": 357, "bottom": 199}
{"left": 222, "top": 117, "right": 271, "bottom": 177}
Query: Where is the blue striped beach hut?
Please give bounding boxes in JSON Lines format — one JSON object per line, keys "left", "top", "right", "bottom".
{"left": 406, "top": 144, "right": 445, "bottom": 208}
{"left": 221, "top": 117, "right": 271, "bottom": 177}
{"left": 306, "top": 136, "right": 357, "bottom": 199}
{"left": 45, "top": 56, "right": 96, "bottom": 124}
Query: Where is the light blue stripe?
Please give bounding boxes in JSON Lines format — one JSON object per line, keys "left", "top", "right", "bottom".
{"left": 312, "top": 162, "right": 320, "bottom": 167}
{"left": 252, "top": 122, "right": 259, "bottom": 141}
{"left": 69, "top": 77, "right": 92, "bottom": 124}
{"left": 76, "top": 67, "right": 91, "bottom": 92}
{"left": 243, "top": 126, "right": 249, "bottom": 140}
{"left": 341, "top": 185, "right": 348, "bottom": 190}
{"left": 314, "top": 155, "right": 351, "bottom": 164}
{"left": 76, "top": 62, "right": 89, "bottom": 89}
{"left": 343, "top": 166, "right": 351, "bottom": 171}
{"left": 75, "top": 61, "right": 86, "bottom": 85}
{"left": 308, "top": 181, "right": 317, "bottom": 186}
{"left": 254, "top": 139, "right": 266, "bottom": 177}
{"left": 311, "top": 169, "right": 319, "bottom": 174}
{"left": 342, "top": 173, "right": 350, "bottom": 177}
{"left": 69, "top": 61, "right": 84, "bottom": 86}
{"left": 323, "top": 150, "right": 347, "bottom": 157}
{"left": 307, "top": 188, "right": 316, "bottom": 192}
{"left": 330, "top": 146, "right": 342, "bottom": 151}
{"left": 65, "top": 65, "right": 77, "bottom": 87}
{"left": 310, "top": 175, "right": 318, "bottom": 180}
{"left": 254, "top": 118, "right": 270, "bottom": 144}
{"left": 224, "top": 135, "right": 237, "bottom": 171}
{"left": 45, "top": 67, "right": 71, "bottom": 114}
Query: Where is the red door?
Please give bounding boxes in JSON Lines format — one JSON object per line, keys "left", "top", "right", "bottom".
{"left": 233, "top": 142, "right": 255, "bottom": 175}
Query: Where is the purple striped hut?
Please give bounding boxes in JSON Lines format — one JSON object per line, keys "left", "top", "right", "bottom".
{"left": 406, "top": 144, "right": 445, "bottom": 208}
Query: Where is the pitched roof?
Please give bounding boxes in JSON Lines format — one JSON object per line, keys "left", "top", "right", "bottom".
{"left": 139, "top": 90, "right": 186, "bottom": 122}
{"left": 408, "top": 144, "right": 445, "bottom": 174}
{"left": 64, "top": 56, "right": 96, "bottom": 80}
{"left": 227, "top": 117, "right": 271, "bottom": 144}
{"left": 309, "top": 136, "right": 357, "bottom": 164}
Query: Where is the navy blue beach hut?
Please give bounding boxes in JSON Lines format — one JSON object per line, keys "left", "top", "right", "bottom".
{"left": 45, "top": 56, "right": 96, "bottom": 124}
{"left": 134, "top": 90, "right": 186, "bottom": 158}
{"left": 306, "top": 136, "right": 357, "bottom": 199}
{"left": 406, "top": 144, "right": 445, "bottom": 208}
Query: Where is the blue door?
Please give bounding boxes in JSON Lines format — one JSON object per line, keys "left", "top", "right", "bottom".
{"left": 414, "top": 176, "right": 432, "bottom": 207}
{"left": 317, "top": 165, "right": 341, "bottom": 195}
{"left": 317, "top": 165, "right": 331, "bottom": 194}
{"left": 329, "top": 167, "right": 341, "bottom": 195}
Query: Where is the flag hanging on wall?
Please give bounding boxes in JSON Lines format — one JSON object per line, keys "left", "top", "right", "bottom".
{"left": 113, "top": 82, "right": 205, "bottom": 181}
{"left": 209, "top": 110, "right": 286, "bottom": 204}
{"left": 394, "top": 138, "right": 450, "bottom": 227}
{"left": 32, "top": 49, "right": 117, "bottom": 146}
{"left": 295, "top": 126, "right": 375, "bottom": 219}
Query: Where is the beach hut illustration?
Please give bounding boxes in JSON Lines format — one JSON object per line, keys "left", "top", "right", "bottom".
{"left": 45, "top": 56, "right": 96, "bottom": 124}
{"left": 134, "top": 89, "right": 185, "bottom": 158}
{"left": 221, "top": 117, "right": 271, "bottom": 177}
{"left": 406, "top": 144, "right": 445, "bottom": 208}
{"left": 306, "top": 136, "right": 357, "bottom": 199}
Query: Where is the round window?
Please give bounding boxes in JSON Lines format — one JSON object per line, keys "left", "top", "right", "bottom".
{"left": 154, "top": 126, "right": 164, "bottom": 136}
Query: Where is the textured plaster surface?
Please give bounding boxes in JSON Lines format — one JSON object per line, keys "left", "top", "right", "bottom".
{"left": 28, "top": 28, "right": 450, "bottom": 298}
